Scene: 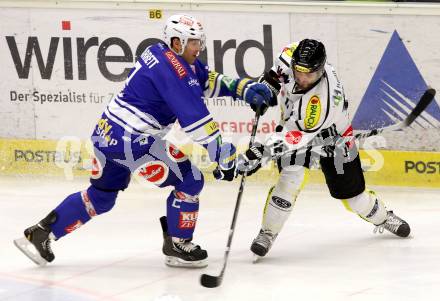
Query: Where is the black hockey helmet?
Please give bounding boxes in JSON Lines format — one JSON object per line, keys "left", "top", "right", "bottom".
{"left": 291, "top": 39, "right": 326, "bottom": 73}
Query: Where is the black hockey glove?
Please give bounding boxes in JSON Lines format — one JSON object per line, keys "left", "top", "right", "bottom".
{"left": 213, "top": 164, "right": 236, "bottom": 181}
{"left": 236, "top": 142, "right": 266, "bottom": 176}
{"left": 212, "top": 142, "right": 237, "bottom": 182}
{"left": 251, "top": 71, "right": 281, "bottom": 115}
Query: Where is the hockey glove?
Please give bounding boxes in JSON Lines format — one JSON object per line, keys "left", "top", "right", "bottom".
{"left": 213, "top": 164, "right": 236, "bottom": 181}
{"left": 235, "top": 78, "right": 273, "bottom": 114}
{"left": 250, "top": 71, "right": 281, "bottom": 115}
{"left": 236, "top": 136, "right": 290, "bottom": 176}
{"left": 212, "top": 142, "right": 237, "bottom": 182}
{"left": 236, "top": 142, "right": 266, "bottom": 176}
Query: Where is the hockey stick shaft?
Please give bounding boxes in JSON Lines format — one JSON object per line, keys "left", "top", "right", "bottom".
{"left": 200, "top": 111, "right": 261, "bottom": 288}
{"left": 259, "top": 88, "right": 436, "bottom": 163}
{"left": 219, "top": 112, "right": 260, "bottom": 276}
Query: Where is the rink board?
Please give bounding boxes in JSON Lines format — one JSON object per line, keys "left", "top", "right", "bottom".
{"left": 0, "top": 138, "right": 439, "bottom": 187}
{"left": 0, "top": 4, "right": 439, "bottom": 152}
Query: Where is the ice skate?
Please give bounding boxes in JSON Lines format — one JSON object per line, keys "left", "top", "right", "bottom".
{"left": 160, "top": 216, "right": 208, "bottom": 268}
{"left": 14, "top": 225, "right": 54, "bottom": 266}
{"left": 250, "top": 229, "right": 278, "bottom": 262}
{"left": 14, "top": 211, "right": 57, "bottom": 266}
{"left": 374, "top": 211, "right": 411, "bottom": 238}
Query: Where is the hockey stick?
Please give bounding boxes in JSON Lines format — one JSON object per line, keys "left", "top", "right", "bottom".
{"left": 354, "top": 88, "right": 436, "bottom": 140}
{"left": 270, "top": 87, "right": 437, "bottom": 160}
{"left": 200, "top": 111, "right": 261, "bottom": 288}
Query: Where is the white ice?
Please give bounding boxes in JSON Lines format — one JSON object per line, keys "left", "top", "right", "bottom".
{"left": 1, "top": 175, "right": 440, "bottom": 301}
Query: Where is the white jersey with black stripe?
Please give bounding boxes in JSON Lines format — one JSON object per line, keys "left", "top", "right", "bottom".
{"left": 280, "top": 63, "right": 350, "bottom": 136}
{"left": 266, "top": 43, "right": 353, "bottom": 156}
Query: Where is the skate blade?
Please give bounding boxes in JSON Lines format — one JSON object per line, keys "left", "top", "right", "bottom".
{"left": 165, "top": 256, "right": 208, "bottom": 268}
{"left": 13, "top": 237, "right": 48, "bottom": 266}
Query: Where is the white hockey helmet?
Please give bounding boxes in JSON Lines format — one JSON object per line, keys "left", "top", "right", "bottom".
{"left": 163, "top": 14, "right": 206, "bottom": 55}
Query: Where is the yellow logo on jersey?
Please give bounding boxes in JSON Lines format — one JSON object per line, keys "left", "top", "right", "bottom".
{"left": 282, "top": 44, "right": 298, "bottom": 58}
{"left": 204, "top": 120, "right": 219, "bottom": 136}
{"left": 304, "top": 95, "right": 321, "bottom": 129}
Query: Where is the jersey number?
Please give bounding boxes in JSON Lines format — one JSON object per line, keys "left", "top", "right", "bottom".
{"left": 125, "top": 61, "right": 142, "bottom": 86}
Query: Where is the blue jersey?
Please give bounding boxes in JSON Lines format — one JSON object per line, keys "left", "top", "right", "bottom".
{"left": 99, "top": 42, "right": 237, "bottom": 151}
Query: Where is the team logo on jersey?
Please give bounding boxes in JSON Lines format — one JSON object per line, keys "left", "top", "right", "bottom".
{"left": 166, "top": 142, "right": 187, "bottom": 162}
{"left": 352, "top": 30, "right": 440, "bottom": 130}
{"left": 285, "top": 130, "right": 302, "bottom": 145}
{"left": 188, "top": 78, "right": 200, "bottom": 87}
{"left": 179, "top": 211, "right": 198, "bottom": 229}
{"left": 137, "top": 161, "right": 169, "bottom": 185}
{"left": 164, "top": 50, "right": 187, "bottom": 79}
{"left": 304, "top": 95, "right": 321, "bottom": 129}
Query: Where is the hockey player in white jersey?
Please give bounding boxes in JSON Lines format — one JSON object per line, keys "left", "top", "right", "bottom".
{"left": 237, "top": 39, "right": 411, "bottom": 260}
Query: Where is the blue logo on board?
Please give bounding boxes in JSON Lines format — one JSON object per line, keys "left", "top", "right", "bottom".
{"left": 352, "top": 30, "right": 439, "bottom": 130}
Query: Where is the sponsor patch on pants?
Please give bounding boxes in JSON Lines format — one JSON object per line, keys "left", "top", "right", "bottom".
{"left": 272, "top": 196, "right": 291, "bottom": 209}
{"left": 65, "top": 220, "right": 83, "bottom": 233}
{"left": 178, "top": 211, "right": 198, "bottom": 229}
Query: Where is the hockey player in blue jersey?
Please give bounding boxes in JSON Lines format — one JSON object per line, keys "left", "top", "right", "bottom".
{"left": 14, "top": 14, "right": 275, "bottom": 268}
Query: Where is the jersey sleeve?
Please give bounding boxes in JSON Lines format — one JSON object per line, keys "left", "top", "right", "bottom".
{"left": 203, "top": 69, "right": 239, "bottom": 98}
{"left": 152, "top": 63, "right": 221, "bottom": 149}
{"left": 270, "top": 42, "right": 299, "bottom": 84}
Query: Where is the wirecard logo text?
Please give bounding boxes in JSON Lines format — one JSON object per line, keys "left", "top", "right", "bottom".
{"left": 5, "top": 24, "right": 274, "bottom": 82}
{"left": 353, "top": 30, "right": 440, "bottom": 130}
{"left": 6, "top": 36, "right": 161, "bottom": 82}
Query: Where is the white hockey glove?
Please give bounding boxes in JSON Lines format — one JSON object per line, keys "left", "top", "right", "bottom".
{"left": 236, "top": 141, "right": 286, "bottom": 176}
{"left": 236, "top": 142, "right": 265, "bottom": 176}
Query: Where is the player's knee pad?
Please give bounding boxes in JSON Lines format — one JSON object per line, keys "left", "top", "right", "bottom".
{"left": 273, "top": 166, "right": 305, "bottom": 201}
{"left": 86, "top": 185, "right": 118, "bottom": 215}
{"left": 342, "top": 189, "right": 387, "bottom": 225}
{"left": 175, "top": 165, "right": 204, "bottom": 196}
{"left": 166, "top": 190, "right": 200, "bottom": 239}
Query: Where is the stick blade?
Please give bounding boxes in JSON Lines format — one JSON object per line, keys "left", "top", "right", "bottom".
{"left": 405, "top": 88, "right": 436, "bottom": 126}
{"left": 200, "top": 273, "right": 222, "bottom": 288}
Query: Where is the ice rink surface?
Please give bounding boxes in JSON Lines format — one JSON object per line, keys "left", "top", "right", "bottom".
{"left": 1, "top": 175, "right": 439, "bottom": 301}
